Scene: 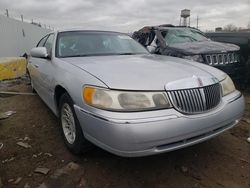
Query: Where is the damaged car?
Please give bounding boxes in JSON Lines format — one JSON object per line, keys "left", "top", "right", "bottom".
{"left": 28, "top": 30, "right": 245, "bottom": 157}
{"left": 206, "top": 31, "right": 250, "bottom": 89}
{"left": 132, "top": 25, "right": 244, "bottom": 87}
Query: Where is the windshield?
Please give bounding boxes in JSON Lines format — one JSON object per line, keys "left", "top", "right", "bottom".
{"left": 162, "top": 29, "right": 209, "bottom": 45}
{"left": 56, "top": 31, "right": 148, "bottom": 58}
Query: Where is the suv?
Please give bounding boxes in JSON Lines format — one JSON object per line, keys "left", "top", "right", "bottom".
{"left": 132, "top": 25, "right": 244, "bottom": 87}
{"left": 206, "top": 32, "right": 250, "bottom": 89}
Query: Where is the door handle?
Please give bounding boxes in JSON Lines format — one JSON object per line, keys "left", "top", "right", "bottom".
{"left": 34, "top": 64, "right": 39, "bottom": 68}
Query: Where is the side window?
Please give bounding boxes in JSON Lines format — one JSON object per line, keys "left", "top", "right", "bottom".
{"left": 147, "top": 31, "right": 156, "bottom": 46}
{"left": 44, "top": 34, "right": 55, "bottom": 54}
{"left": 132, "top": 32, "right": 148, "bottom": 47}
{"left": 150, "top": 35, "right": 158, "bottom": 47}
{"left": 37, "top": 35, "right": 49, "bottom": 47}
{"left": 139, "top": 33, "right": 149, "bottom": 47}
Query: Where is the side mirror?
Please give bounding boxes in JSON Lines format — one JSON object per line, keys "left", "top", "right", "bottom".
{"left": 147, "top": 45, "right": 156, "bottom": 53}
{"left": 30, "top": 47, "right": 49, "bottom": 59}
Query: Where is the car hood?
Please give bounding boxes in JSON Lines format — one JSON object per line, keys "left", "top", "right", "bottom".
{"left": 61, "top": 54, "right": 226, "bottom": 90}
{"left": 169, "top": 40, "right": 240, "bottom": 55}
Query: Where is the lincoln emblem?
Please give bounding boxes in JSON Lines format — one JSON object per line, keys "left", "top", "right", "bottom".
{"left": 197, "top": 77, "right": 203, "bottom": 87}
{"left": 192, "top": 75, "right": 203, "bottom": 87}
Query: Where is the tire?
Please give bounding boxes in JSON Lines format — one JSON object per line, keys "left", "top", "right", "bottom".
{"left": 27, "top": 71, "right": 36, "bottom": 93}
{"left": 30, "top": 79, "right": 36, "bottom": 93}
{"left": 59, "top": 93, "right": 91, "bottom": 154}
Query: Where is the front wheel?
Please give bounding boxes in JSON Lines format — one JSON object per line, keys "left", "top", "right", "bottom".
{"left": 59, "top": 93, "right": 91, "bottom": 154}
{"left": 30, "top": 78, "right": 36, "bottom": 93}
{"left": 27, "top": 71, "right": 36, "bottom": 93}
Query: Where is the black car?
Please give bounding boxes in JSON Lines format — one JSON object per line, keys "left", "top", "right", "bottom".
{"left": 206, "top": 32, "right": 250, "bottom": 89}
{"left": 132, "top": 25, "right": 244, "bottom": 87}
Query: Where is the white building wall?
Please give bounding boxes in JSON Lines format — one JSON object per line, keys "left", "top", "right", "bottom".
{"left": 0, "top": 15, "right": 51, "bottom": 57}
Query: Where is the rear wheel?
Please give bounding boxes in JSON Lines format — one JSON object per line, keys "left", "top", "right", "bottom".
{"left": 59, "top": 93, "right": 91, "bottom": 154}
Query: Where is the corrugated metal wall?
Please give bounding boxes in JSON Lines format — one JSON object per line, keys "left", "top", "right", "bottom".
{"left": 0, "top": 15, "right": 51, "bottom": 57}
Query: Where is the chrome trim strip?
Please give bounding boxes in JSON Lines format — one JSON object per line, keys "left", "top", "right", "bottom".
{"left": 74, "top": 105, "right": 179, "bottom": 124}
{"left": 204, "top": 52, "right": 238, "bottom": 65}
{"left": 227, "top": 93, "right": 242, "bottom": 104}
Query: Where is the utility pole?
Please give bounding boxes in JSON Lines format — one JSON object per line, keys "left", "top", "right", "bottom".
{"left": 21, "top": 15, "right": 23, "bottom": 22}
{"left": 196, "top": 15, "right": 199, "bottom": 29}
{"left": 5, "top": 9, "right": 9, "bottom": 17}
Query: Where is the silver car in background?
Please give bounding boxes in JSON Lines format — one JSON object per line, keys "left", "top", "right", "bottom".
{"left": 27, "top": 30, "right": 245, "bottom": 157}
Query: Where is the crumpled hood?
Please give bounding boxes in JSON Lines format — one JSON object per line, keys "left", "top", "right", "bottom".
{"left": 61, "top": 54, "right": 225, "bottom": 90}
{"left": 169, "top": 40, "right": 240, "bottom": 55}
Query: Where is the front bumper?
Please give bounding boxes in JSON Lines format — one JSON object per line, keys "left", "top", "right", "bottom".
{"left": 74, "top": 91, "right": 245, "bottom": 157}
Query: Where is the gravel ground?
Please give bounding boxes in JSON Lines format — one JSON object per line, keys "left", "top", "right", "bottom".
{"left": 0, "top": 79, "right": 250, "bottom": 188}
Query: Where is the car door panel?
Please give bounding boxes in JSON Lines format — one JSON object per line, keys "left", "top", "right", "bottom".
{"left": 36, "top": 34, "right": 56, "bottom": 108}
{"left": 28, "top": 57, "right": 44, "bottom": 94}
{"left": 28, "top": 35, "right": 49, "bottom": 94}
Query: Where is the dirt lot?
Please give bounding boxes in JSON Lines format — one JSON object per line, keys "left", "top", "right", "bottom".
{"left": 0, "top": 79, "right": 250, "bottom": 188}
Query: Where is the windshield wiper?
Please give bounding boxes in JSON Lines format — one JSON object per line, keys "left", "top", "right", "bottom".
{"left": 60, "top": 54, "right": 92, "bottom": 58}
{"left": 117, "top": 53, "right": 137, "bottom": 55}
{"left": 60, "top": 52, "right": 144, "bottom": 58}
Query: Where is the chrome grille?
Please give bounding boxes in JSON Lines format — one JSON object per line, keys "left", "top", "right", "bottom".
{"left": 205, "top": 52, "right": 238, "bottom": 65}
{"left": 168, "top": 84, "right": 221, "bottom": 114}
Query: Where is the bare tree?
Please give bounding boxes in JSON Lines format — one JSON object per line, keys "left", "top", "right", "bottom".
{"left": 223, "top": 24, "right": 238, "bottom": 32}
{"left": 248, "top": 21, "right": 250, "bottom": 29}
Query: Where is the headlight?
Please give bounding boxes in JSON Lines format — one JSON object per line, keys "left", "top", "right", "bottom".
{"left": 83, "top": 86, "right": 172, "bottom": 111}
{"left": 183, "top": 55, "right": 204, "bottom": 63}
{"left": 220, "top": 75, "right": 236, "bottom": 96}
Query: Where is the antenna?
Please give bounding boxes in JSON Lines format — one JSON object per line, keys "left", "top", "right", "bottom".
{"left": 196, "top": 15, "right": 199, "bottom": 29}
{"left": 5, "top": 9, "right": 9, "bottom": 17}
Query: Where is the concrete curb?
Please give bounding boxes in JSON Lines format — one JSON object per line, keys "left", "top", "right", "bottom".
{"left": 0, "top": 57, "right": 27, "bottom": 81}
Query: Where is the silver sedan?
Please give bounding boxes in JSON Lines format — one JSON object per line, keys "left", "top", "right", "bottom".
{"left": 27, "top": 30, "right": 245, "bottom": 157}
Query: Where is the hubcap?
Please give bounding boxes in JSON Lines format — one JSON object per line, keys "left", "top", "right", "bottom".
{"left": 61, "top": 103, "right": 76, "bottom": 144}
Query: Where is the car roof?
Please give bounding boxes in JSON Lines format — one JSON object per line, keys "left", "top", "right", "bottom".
{"left": 137, "top": 25, "right": 202, "bottom": 33}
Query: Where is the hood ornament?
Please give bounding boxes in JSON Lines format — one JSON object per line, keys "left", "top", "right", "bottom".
{"left": 192, "top": 75, "right": 203, "bottom": 87}
{"left": 165, "top": 76, "right": 216, "bottom": 90}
